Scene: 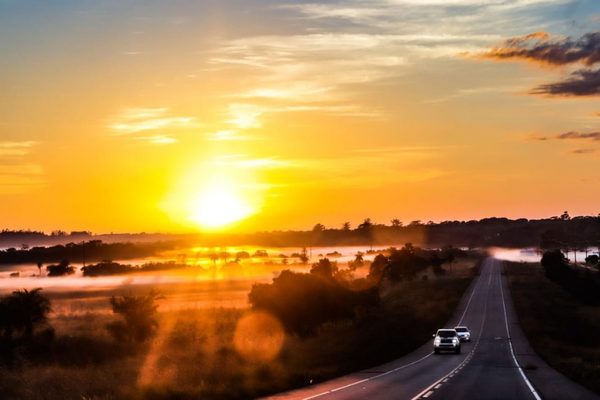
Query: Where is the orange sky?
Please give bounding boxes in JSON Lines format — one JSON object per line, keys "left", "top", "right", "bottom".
{"left": 1, "top": 1, "right": 599, "bottom": 233}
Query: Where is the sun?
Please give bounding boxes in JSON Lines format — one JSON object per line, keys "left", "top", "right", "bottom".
{"left": 189, "top": 182, "right": 254, "bottom": 229}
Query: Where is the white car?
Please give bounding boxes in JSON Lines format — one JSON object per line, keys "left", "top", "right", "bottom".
{"left": 454, "top": 326, "right": 471, "bottom": 342}
{"left": 433, "top": 329, "right": 461, "bottom": 354}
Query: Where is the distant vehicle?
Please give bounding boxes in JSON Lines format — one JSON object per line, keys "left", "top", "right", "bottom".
{"left": 433, "top": 329, "right": 461, "bottom": 354}
{"left": 454, "top": 326, "right": 471, "bottom": 342}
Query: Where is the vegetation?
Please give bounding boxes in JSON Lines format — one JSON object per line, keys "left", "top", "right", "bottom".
{"left": 505, "top": 261, "right": 600, "bottom": 395}
{"left": 0, "top": 249, "right": 481, "bottom": 399}
{"left": 0, "top": 288, "right": 52, "bottom": 340}
{"left": 46, "top": 260, "right": 76, "bottom": 277}
{"left": 0, "top": 240, "right": 179, "bottom": 265}
{"left": 106, "top": 292, "right": 162, "bottom": 343}
{"left": 540, "top": 249, "right": 600, "bottom": 304}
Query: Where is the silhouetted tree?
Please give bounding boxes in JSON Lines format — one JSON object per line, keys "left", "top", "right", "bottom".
{"left": 46, "top": 260, "right": 75, "bottom": 277}
{"left": 0, "top": 288, "right": 51, "bottom": 340}
{"left": 342, "top": 222, "right": 351, "bottom": 231}
{"left": 310, "top": 258, "right": 337, "bottom": 279}
{"left": 391, "top": 219, "right": 402, "bottom": 227}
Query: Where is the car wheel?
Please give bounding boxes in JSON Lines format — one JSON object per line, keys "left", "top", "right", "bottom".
{"left": 434, "top": 349, "right": 439, "bottom": 354}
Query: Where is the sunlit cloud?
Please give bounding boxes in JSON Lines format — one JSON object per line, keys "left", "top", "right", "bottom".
{"left": 109, "top": 107, "right": 196, "bottom": 135}
{"left": 0, "top": 141, "right": 44, "bottom": 194}
{"left": 227, "top": 103, "right": 264, "bottom": 129}
{"left": 134, "top": 135, "right": 178, "bottom": 145}
{"left": 0, "top": 141, "right": 38, "bottom": 156}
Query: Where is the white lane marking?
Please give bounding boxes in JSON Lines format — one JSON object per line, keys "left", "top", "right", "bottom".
{"left": 434, "top": 384, "right": 442, "bottom": 389}
{"left": 458, "top": 269, "right": 481, "bottom": 325}
{"left": 302, "top": 352, "right": 434, "bottom": 400}
{"left": 498, "top": 260, "right": 543, "bottom": 400}
{"left": 410, "top": 258, "right": 493, "bottom": 400}
{"left": 300, "top": 258, "right": 487, "bottom": 400}
{"left": 422, "top": 391, "right": 433, "bottom": 398}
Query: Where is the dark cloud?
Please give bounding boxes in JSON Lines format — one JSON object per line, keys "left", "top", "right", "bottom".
{"left": 557, "top": 131, "right": 600, "bottom": 140}
{"left": 530, "top": 67, "right": 600, "bottom": 96}
{"left": 484, "top": 31, "right": 600, "bottom": 66}
{"left": 533, "top": 131, "right": 600, "bottom": 141}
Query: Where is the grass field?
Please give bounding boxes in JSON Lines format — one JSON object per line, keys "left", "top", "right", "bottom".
{"left": 505, "top": 261, "right": 600, "bottom": 395}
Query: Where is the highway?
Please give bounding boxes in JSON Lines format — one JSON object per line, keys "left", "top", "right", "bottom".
{"left": 267, "top": 258, "right": 599, "bottom": 400}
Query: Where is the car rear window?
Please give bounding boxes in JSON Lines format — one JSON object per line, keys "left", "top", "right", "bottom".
{"left": 437, "top": 330, "right": 456, "bottom": 337}
{"left": 455, "top": 328, "right": 468, "bottom": 332}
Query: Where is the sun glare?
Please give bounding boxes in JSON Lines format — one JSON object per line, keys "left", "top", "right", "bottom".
{"left": 189, "top": 182, "right": 254, "bottom": 229}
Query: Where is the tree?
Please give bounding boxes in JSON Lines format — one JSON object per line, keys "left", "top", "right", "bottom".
{"left": 312, "top": 223, "right": 326, "bottom": 232}
{"left": 391, "top": 219, "right": 402, "bottom": 227}
{"left": 0, "top": 288, "right": 51, "bottom": 340}
{"left": 46, "top": 260, "right": 75, "bottom": 277}
{"left": 106, "top": 292, "right": 162, "bottom": 343}
{"left": 310, "top": 258, "right": 337, "bottom": 279}
{"left": 342, "top": 222, "right": 351, "bottom": 231}
{"left": 357, "top": 218, "right": 373, "bottom": 230}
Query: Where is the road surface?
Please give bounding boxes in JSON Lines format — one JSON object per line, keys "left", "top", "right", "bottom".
{"left": 267, "top": 258, "right": 598, "bottom": 400}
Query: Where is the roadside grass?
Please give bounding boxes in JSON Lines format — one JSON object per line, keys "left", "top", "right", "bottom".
{"left": 505, "top": 261, "right": 600, "bottom": 395}
{"left": 0, "top": 261, "right": 479, "bottom": 400}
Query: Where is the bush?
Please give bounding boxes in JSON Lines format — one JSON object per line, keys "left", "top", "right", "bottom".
{"left": 106, "top": 292, "right": 161, "bottom": 343}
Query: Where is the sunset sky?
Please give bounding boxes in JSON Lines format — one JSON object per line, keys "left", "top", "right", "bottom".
{"left": 1, "top": 0, "right": 599, "bottom": 233}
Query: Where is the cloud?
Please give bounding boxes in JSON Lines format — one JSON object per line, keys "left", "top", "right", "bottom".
{"left": 0, "top": 141, "right": 44, "bottom": 194}
{"left": 134, "top": 135, "right": 178, "bottom": 145}
{"left": 482, "top": 31, "right": 600, "bottom": 66}
{"left": 480, "top": 31, "right": 600, "bottom": 97}
{"left": 557, "top": 131, "right": 600, "bottom": 141}
{"left": 0, "top": 141, "right": 38, "bottom": 156}
{"left": 531, "top": 130, "right": 600, "bottom": 141}
{"left": 530, "top": 67, "right": 600, "bottom": 97}
{"left": 571, "top": 148, "right": 596, "bottom": 154}
{"left": 109, "top": 108, "right": 196, "bottom": 135}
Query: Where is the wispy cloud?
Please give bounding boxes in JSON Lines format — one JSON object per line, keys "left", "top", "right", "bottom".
{"left": 481, "top": 31, "right": 600, "bottom": 66}
{"left": 0, "top": 141, "right": 38, "bottom": 156}
{"left": 0, "top": 141, "right": 44, "bottom": 194}
{"left": 109, "top": 108, "right": 196, "bottom": 135}
{"left": 572, "top": 148, "right": 596, "bottom": 154}
{"left": 134, "top": 135, "right": 178, "bottom": 145}
{"left": 529, "top": 130, "right": 600, "bottom": 142}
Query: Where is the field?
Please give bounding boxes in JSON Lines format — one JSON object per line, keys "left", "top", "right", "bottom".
{"left": 505, "top": 261, "right": 600, "bottom": 395}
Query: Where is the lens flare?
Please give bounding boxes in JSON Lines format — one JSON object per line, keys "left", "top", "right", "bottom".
{"left": 233, "top": 311, "right": 285, "bottom": 363}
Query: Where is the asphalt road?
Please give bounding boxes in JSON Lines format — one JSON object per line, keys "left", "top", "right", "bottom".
{"left": 266, "top": 258, "right": 599, "bottom": 400}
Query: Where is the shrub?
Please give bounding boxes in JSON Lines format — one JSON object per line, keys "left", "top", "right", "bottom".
{"left": 106, "top": 292, "right": 161, "bottom": 343}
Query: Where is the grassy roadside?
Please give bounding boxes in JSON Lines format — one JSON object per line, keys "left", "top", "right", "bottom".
{"left": 0, "top": 259, "right": 480, "bottom": 400}
{"left": 504, "top": 261, "right": 600, "bottom": 395}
